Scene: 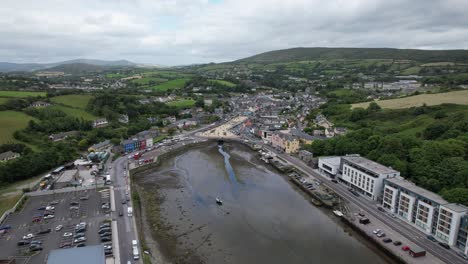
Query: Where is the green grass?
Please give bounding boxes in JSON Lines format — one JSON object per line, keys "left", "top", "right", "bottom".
{"left": 153, "top": 135, "right": 167, "bottom": 143}
{"left": 150, "top": 78, "right": 190, "bottom": 91}
{"left": 0, "top": 91, "right": 46, "bottom": 98}
{"left": 328, "top": 89, "right": 355, "bottom": 97}
{"left": 51, "top": 94, "right": 93, "bottom": 109}
{"left": 166, "top": 99, "right": 195, "bottom": 109}
{"left": 0, "top": 98, "right": 9, "bottom": 105}
{"left": 50, "top": 105, "right": 97, "bottom": 120}
{"left": 401, "top": 66, "right": 421, "bottom": 75}
{"left": 132, "top": 77, "right": 168, "bottom": 85}
{"left": 0, "top": 194, "right": 22, "bottom": 216}
{"left": 208, "top": 79, "right": 236, "bottom": 87}
{"left": 0, "top": 111, "right": 36, "bottom": 144}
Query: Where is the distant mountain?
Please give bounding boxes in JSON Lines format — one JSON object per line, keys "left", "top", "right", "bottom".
{"left": 237, "top": 47, "right": 468, "bottom": 63}
{"left": 0, "top": 58, "right": 136, "bottom": 72}
{"left": 43, "top": 63, "right": 106, "bottom": 74}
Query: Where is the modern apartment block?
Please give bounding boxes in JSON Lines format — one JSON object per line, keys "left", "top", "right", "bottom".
{"left": 339, "top": 155, "right": 399, "bottom": 200}
{"left": 383, "top": 177, "right": 468, "bottom": 249}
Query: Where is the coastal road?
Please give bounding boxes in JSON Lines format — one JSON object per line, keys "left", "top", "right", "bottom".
{"left": 258, "top": 143, "right": 464, "bottom": 264}
{"left": 112, "top": 156, "right": 140, "bottom": 264}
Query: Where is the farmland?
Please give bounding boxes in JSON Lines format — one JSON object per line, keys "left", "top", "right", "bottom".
{"left": 50, "top": 105, "right": 96, "bottom": 120}
{"left": 51, "top": 94, "right": 93, "bottom": 109}
{"left": 0, "top": 111, "right": 36, "bottom": 144}
{"left": 351, "top": 90, "right": 468, "bottom": 109}
{"left": 132, "top": 77, "right": 168, "bottom": 85}
{"left": 151, "top": 78, "right": 190, "bottom": 91}
{"left": 0, "top": 98, "right": 8, "bottom": 105}
{"left": 209, "top": 79, "right": 236, "bottom": 87}
{"left": 166, "top": 99, "right": 195, "bottom": 109}
{"left": 0, "top": 91, "right": 46, "bottom": 98}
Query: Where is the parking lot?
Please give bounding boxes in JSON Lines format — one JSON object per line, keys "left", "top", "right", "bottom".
{"left": 0, "top": 188, "right": 114, "bottom": 264}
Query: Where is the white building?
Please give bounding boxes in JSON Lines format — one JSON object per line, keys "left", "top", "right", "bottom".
{"left": 318, "top": 156, "right": 341, "bottom": 177}
{"left": 339, "top": 155, "right": 399, "bottom": 200}
{"left": 383, "top": 176, "right": 468, "bottom": 247}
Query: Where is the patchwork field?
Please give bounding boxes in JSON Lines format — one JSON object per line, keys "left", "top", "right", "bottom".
{"left": 0, "top": 111, "right": 36, "bottom": 144}
{"left": 0, "top": 98, "right": 9, "bottom": 105}
{"left": 151, "top": 78, "right": 190, "bottom": 91}
{"left": 50, "top": 105, "right": 96, "bottom": 120}
{"left": 352, "top": 90, "right": 468, "bottom": 109}
{"left": 51, "top": 94, "right": 93, "bottom": 109}
{"left": 0, "top": 91, "right": 46, "bottom": 98}
{"left": 209, "top": 79, "right": 236, "bottom": 87}
{"left": 166, "top": 99, "right": 195, "bottom": 109}
{"left": 132, "top": 77, "right": 168, "bottom": 85}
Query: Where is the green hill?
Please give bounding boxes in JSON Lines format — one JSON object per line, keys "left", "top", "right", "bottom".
{"left": 237, "top": 47, "right": 468, "bottom": 63}
{"left": 42, "top": 63, "right": 105, "bottom": 74}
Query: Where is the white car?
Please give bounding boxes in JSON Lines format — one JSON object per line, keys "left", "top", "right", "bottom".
{"left": 45, "top": 206, "right": 55, "bottom": 211}
{"left": 63, "top": 232, "right": 73, "bottom": 237}
{"left": 55, "top": 225, "right": 63, "bottom": 231}
{"left": 372, "top": 229, "right": 381, "bottom": 234}
{"left": 23, "top": 233, "right": 34, "bottom": 239}
{"left": 74, "top": 237, "right": 86, "bottom": 243}
{"left": 44, "top": 215, "right": 55, "bottom": 219}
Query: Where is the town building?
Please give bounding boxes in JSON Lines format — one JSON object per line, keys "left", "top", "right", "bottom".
{"left": 92, "top": 118, "right": 108, "bottom": 128}
{"left": 30, "top": 101, "right": 51, "bottom": 108}
{"left": 121, "top": 130, "right": 159, "bottom": 153}
{"left": 318, "top": 156, "right": 341, "bottom": 177}
{"left": 0, "top": 151, "right": 20, "bottom": 162}
{"left": 298, "top": 150, "right": 314, "bottom": 165}
{"left": 383, "top": 176, "right": 468, "bottom": 248}
{"left": 49, "top": 131, "right": 79, "bottom": 142}
{"left": 118, "top": 114, "right": 129, "bottom": 124}
{"left": 54, "top": 169, "right": 78, "bottom": 189}
{"left": 46, "top": 245, "right": 105, "bottom": 264}
{"left": 88, "top": 140, "right": 112, "bottom": 152}
{"left": 271, "top": 132, "right": 300, "bottom": 154}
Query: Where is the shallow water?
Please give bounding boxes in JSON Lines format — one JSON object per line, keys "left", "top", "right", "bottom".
{"left": 139, "top": 143, "right": 390, "bottom": 264}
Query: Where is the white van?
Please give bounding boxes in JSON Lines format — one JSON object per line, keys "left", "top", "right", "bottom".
{"left": 133, "top": 246, "right": 140, "bottom": 260}
{"left": 132, "top": 240, "right": 137, "bottom": 247}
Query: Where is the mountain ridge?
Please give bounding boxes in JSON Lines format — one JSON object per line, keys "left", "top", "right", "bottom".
{"left": 0, "top": 58, "right": 136, "bottom": 72}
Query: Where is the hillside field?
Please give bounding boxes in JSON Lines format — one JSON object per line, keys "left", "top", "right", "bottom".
{"left": 151, "top": 78, "right": 190, "bottom": 91}
{"left": 209, "top": 79, "right": 236, "bottom": 87}
{"left": 0, "top": 98, "right": 8, "bottom": 105}
{"left": 50, "top": 105, "right": 96, "bottom": 120}
{"left": 0, "top": 111, "right": 36, "bottom": 144}
{"left": 166, "top": 99, "right": 195, "bottom": 109}
{"left": 51, "top": 94, "right": 93, "bottom": 109}
{"left": 0, "top": 91, "right": 46, "bottom": 98}
{"left": 352, "top": 90, "right": 468, "bottom": 109}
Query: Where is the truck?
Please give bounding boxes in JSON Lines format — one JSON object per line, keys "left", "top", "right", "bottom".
{"left": 127, "top": 207, "right": 133, "bottom": 217}
{"left": 133, "top": 152, "right": 141, "bottom": 160}
{"left": 132, "top": 246, "right": 140, "bottom": 260}
{"left": 105, "top": 175, "right": 111, "bottom": 185}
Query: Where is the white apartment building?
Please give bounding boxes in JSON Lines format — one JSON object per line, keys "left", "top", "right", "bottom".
{"left": 339, "top": 155, "right": 399, "bottom": 200}
{"left": 383, "top": 177, "right": 468, "bottom": 247}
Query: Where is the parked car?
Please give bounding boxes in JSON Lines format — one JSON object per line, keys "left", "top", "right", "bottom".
{"left": 102, "top": 243, "right": 112, "bottom": 250}
{"left": 55, "top": 225, "right": 63, "bottom": 231}
{"left": 377, "top": 232, "right": 386, "bottom": 238}
{"left": 438, "top": 242, "right": 450, "bottom": 249}
{"left": 60, "top": 242, "right": 72, "bottom": 248}
{"left": 372, "top": 229, "right": 381, "bottom": 234}
{"left": 37, "top": 229, "right": 51, "bottom": 234}
{"left": 49, "top": 200, "right": 59, "bottom": 205}
{"left": 79, "top": 195, "right": 89, "bottom": 200}
{"left": 99, "top": 228, "right": 112, "bottom": 234}
{"left": 122, "top": 199, "right": 127, "bottom": 204}
{"left": 75, "top": 243, "right": 86, "bottom": 248}
{"left": 100, "top": 232, "right": 112, "bottom": 237}
{"left": 70, "top": 201, "right": 79, "bottom": 206}
{"left": 74, "top": 237, "right": 87, "bottom": 243}
{"left": 37, "top": 206, "right": 46, "bottom": 211}
{"left": 393, "top": 241, "right": 402, "bottom": 246}
{"left": 331, "top": 179, "right": 338, "bottom": 183}
{"left": 119, "top": 211, "right": 123, "bottom": 216}
{"left": 63, "top": 232, "right": 73, "bottom": 237}
{"left": 74, "top": 233, "right": 85, "bottom": 238}
{"left": 22, "top": 233, "right": 34, "bottom": 240}
{"left": 101, "top": 236, "right": 112, "bottom": 242}
{"left": 401, "top": 245, "right": 410, "bottom": 251}
{"left": 457, "top": 251, "right": 468, "bottom": 260}
{"left": 0, "top": 225, "right": 11, "bottom": 230}
{"left": 383, "top": 238, "right": 392, "bottom": 243}
{"left": 427, "top": 235, "right": 437, "bottom": 242}
{"left": 30, "top": 240, "right": 42, "bottom": 245}
{"left": 100, "top": 223, "right": 111, "bottom": 228}
{"left": 17, "top": 240, "right": 30, "bottom": 246}
{"left": 69, "top": 206, "right": 79, "bottom": 210}
{"left": 44, "top": 214, "right": 55, "bottom": 220}
{"left": 29, "top": 245, "right": 43, "bottom": 251}
{"left": 377, "top": 207, "right": 385, "bottom": 212}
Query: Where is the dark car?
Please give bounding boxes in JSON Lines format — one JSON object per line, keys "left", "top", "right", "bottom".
{"left": 37, "top": 228, "right": 51, "bottom": 234}
{"left": 74, "top": 233, "right": 85, "bottom": 238}
{"left": 17, "top": 240, "right": 30, "bottom": 246}
{"left": 101, "top": 236, "right": 112, "bottom": 242}
{"left": 98, "top": 228, "right": 111, "bottom": 234}
{"left": 100, "top": 232, "right": 112, "bottom": 237}
{"left": 427, "top": 235, "right": 437, "bottom": 242}
{"left": 383, "top": 238, "right": 392, "bottom": 243}
{"left": 377, "top": 207, "right": 385, "bottom": 212}
{"left": 331, "top": 179, "right": 338, "bottom": 183}
{"left": 75, "top": 243, "right": 86, "bottom": 248}
{"left": 29, "top": 245, "right": 43, "bottom": 251}
{"left": 37, "top": 206, "right": 46, "bottom": 210}
{"left": 393, "top": 241, "right": 402, "bottom": 246}
{"left": 0, "top": 225, "right": 12, "bottom": 230}
{"left": 60, "top": 242, "right": 72, "bottom": 248}
{"left": 438, "top": 242, "right": 450, "bottom": 249}
{"left": 100, "top": 223, "right": 111, "bottom": 229}
{"left": 119, "top": 211, "right": 123, "bottom": 216}
{"left": 70, "top": 201, "right": 79, "bottom": 206}
{"left": 121, "top": 199, "right": 127, "bottom": 204}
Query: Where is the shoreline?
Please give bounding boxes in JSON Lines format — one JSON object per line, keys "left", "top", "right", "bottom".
{"left": 131, "top": 140, "right": 399, "bottom": 264}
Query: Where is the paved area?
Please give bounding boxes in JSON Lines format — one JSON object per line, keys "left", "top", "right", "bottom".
{"left": 0, "top": 189, "right": 112, "bottom": 264}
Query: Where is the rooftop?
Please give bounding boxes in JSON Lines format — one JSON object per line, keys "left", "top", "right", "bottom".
{"left": 385, "top": 177, "right": 447, "bottom": 205}
{"left": 342, "top": 155, "right": 399, "bottom": 175}
{"left": 0, "top": 151, "right": 19, "bottom": 160}
{"left": 441, "top": 203, "right": 468, "bottom": 213}
{"left": 56, "top": 169, "right": 78, "bottom": 183}
{"left": 319, "top": 156, "right": 341, "bottom": 166}
{"left": 47, "top": 245, "right": 104, "bottom": 264}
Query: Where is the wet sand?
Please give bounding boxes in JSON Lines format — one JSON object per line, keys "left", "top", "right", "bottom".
{"left": 134, "top": 142, "right": 391, "bottom": 264}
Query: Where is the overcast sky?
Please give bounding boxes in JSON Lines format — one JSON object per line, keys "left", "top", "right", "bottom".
{"left": 1, "top": 0, "right": 467, "bottom": 65}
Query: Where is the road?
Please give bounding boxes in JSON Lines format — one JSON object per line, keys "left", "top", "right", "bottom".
{"left": 257, "top": 141, "right": 464, "bottom": 264}
{"left": 111, "top": 156, "right": 140, "bottom": 264}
